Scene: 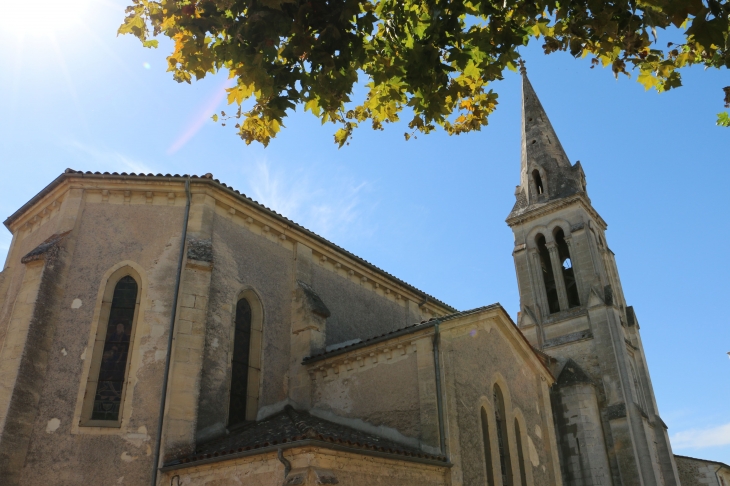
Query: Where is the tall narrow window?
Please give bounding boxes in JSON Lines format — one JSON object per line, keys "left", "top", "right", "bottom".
{"left": 536, "top": 234, "right": 560, "bottom": 313}
{"left": 494, "top": 385, "right": 513, "bottom": 486}
{"left": 229, "top": 298, "right": 252, "bottom": 427}
{"left": 554, "top": 228, "right": 580, "bottom": 307}
{"left": 481, "top": 407, "right": 495, "bottom": 486}
{"left": 514, "top": 419, "right": 528, "bottom": 486}
{"left": 83, "top": 273, "right": 140, "bottom": 426}
{"left": 532, "top": 169, "right": 544, "bottom": 195}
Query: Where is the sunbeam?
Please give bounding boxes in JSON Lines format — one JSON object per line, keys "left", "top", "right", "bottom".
{"left": 1, "top": 0, "right": 93, "bottom": 37}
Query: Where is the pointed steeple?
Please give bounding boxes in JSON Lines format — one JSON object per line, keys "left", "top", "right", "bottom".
{"left": 509, "top": 67, "right": 586, "bottom": 217}
{"left": 520, "top": 71, "right": 571, "bottom": 172}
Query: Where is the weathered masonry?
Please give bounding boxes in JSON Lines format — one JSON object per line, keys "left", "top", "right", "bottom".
{"left": 0, "top": 73, "right": 711, "bottom": 486}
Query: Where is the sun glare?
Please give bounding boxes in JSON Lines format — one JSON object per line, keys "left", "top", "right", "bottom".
{"left": 1, "top": 0, "right": 93, "bottom": 38}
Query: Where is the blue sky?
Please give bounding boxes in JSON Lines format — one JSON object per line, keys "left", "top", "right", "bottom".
{"left": 1, "top": 0, "right": 728, "bottom": 462}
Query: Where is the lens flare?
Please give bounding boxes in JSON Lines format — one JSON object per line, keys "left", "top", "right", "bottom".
{"left": 1, "top": 0, "right": 92, "bottom": 37}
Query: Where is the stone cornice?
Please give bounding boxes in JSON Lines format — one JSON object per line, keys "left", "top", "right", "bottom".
{"left": 506, "top": 193, "right": 607, "bottom": 229}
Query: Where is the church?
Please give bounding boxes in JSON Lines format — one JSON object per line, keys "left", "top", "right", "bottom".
{"left": 0, "top": 74, "right": 726, "bottom": 486}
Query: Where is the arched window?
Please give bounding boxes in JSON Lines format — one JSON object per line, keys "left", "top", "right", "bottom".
{"left": 481, "top": 407, "right": 495, "bottom": 486}
{"left": 554, "top": 228, "right": 580, "bottom": 308}
{"left": 532, "top": 169, "right": 544, "bottom": 195}
{"left": 514, "top": 419, "right": 528, "bottom": 486}
{"left": 228, "top": 292, "right": 263, "bottom": 427}
{"left": 82, "top": 272, "right": 140, "bottom": 426}
{"left": 494, "top": 385, "right": 513, "bottom": 486}
{"left": 536, "top": 234, "right": 560, "bottom": 314}
{"left": 229, "top": 298, "right": 252, "bottom": 426}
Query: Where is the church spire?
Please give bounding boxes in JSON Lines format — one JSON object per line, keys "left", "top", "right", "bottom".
{"left": 509, "top": 67, "right": 586, "bottom": 215}
{"left": 520, "top": 70, "right": 570, "bottom": 172}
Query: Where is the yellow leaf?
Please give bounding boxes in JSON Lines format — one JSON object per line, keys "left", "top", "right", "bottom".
{"left": 226, "top": 83, "right": 254, "bottom": 105}
{"left": 637, "top": 72, "right": 659, "bottom": 91}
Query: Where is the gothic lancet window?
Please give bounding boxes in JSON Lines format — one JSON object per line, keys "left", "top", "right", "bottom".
{"left": 494, "top": 385, "right": 513, "bottom": 486}
{"left": 554, "top": 228, "right": 580, "bottom": 308}
{"left": 536, "top": 234, "right": 560, "bottom": 313}
{"left": 532, "top": 169, "right": 544, "bottom": 195}
{"left": 481, "top": 407, "right": 495, "bottom": 486}
{"left": 229, "top": 298, "right": 253, "bottom": 427}
{"left": 83, "top": 273, "right": 140, "bottom": 426}
{"left": 514, "top": 419, "right": 528, "bottom": 486}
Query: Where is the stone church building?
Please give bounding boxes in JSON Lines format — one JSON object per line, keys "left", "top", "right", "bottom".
{"left": 0, "top": 74, "right": 724, "bottom": 485}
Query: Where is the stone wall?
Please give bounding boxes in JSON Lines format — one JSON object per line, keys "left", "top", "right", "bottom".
{"left": 195, "top": 210, "right": 294, "bottom": 443}
{"left": 7, "top": 191, "right": 187, "bottom": 485}
{"left": 310, "top": 263, "right": 424, "bottom": 346}
{"left": 442, "top": 312, "right": 560, "bottom": 486}
{"left": 313, "top": 351, "right": 422, "bottom": 441}
{"left": 675, "top": 456, "right": 729, "bottom": 486}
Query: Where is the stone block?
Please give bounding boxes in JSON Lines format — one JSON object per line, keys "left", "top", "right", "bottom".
{"left": 180, "top": 293, "right": 196, "bottom": 309}
{"left": 194, "top": 295, "right": 208, "bottom": 310}
{"left": 179, "top": 306, "right": 206, "bottom": 325}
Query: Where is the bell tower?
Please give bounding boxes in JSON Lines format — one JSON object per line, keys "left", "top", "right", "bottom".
{"left": 506, "top": 70, "right": 681, "bottom": 486}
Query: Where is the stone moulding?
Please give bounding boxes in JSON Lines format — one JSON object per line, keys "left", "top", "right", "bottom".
{"left": 20, "top": 230, "right": 72, "bottom": 264}
{"left": 543, "top": 329, "right": 593, "bottom": 349}
{"left": 506, "top": 193, "right": 606, "bottom": 229}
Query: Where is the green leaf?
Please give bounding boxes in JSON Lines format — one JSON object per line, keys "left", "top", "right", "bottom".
{"left": 120, "top": 0, "right": 727, "bottom": 146}
{"left": 717, "top": 112, "right": 730, "bottom": 127}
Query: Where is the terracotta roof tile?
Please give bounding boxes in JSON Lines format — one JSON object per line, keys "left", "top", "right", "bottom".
{"left": 166, "top": 406, "right": 447, "bottom": 468}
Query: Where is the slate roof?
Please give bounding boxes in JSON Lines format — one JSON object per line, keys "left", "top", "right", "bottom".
{"left": 302, "top": 304, "right": 502, "bottom": 364}
{"left": 164, "top": 405, "right": 447, "bottom": 469}
{"left": 5, "top": 169, "right": 455, "bottom": 313}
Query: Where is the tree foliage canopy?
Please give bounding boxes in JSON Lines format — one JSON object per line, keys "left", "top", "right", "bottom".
{"left": 120, "top": 0, "right": 730, "bottom": 145}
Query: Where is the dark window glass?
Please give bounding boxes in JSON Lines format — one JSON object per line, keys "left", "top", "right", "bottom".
{"left": 228, "top": 298, "right": 252, "bottom": 426}
{"left": 481, "top": 408, "right": 495, "bottom": 486}
{"left": 91, "top": 276, "right": 137, "bottom": 421}
{"left": 536, "top": 234, "right": 560, "bottom": 313}
{"left": 515, "top": 419, "right": 528, "bottom": 486}
{"left": 532, "top": 169, "right": 544, "bottom": 195}
{"left": 555, "top": 228, "right": 580, "bottom": 308}
{"left": 494, "top": 386, "right": 513, "bottom": 486}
